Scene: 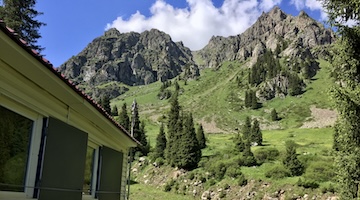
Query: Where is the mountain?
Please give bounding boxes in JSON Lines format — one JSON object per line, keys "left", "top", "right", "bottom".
{"left": 195, "top": 6, "right": 335, "bottom": 69}
{"left": 58, "top": 28, "right": 199, "bottom": 99}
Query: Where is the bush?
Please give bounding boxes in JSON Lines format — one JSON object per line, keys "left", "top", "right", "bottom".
{"left": 254, "top": 147, "right": 280, "bottom": 164}
{"left": 226, "top": 165, "right": 243, "bottom": 178}
{"left": 208, "top": 162, "right": 227, "bottom": 180}
{"left": 155, "top": 157, "right": 165, "bottom": 167}
{"left": 265, "top": 165, "right": 291, "bottom": 179}
{"left": 164, "top": 179, "right": 175, "bottom": 192}
{"left": 297, "top": 178, "right": 319, "bottom": 189}
{"left": 187, "top": 172, "right": 195, "bottom": 180}
{"left": 237, "top": 155, "right": 257, "bottom": 167}
{"left": 237, "top": 174, "right": 247, "bottom": 186}
{"left": 321, "top": 184, "right": 336, "bottom": 194}
{"left": 303, "top": 161, "right": 335, "bottom": 182}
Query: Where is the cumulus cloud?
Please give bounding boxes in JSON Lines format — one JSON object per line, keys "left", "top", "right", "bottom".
{"left": 290, "top": 0, "right": 327, "bottom": 20}
{"left": 106, "top": 0, "right": 282, "bottom": 51}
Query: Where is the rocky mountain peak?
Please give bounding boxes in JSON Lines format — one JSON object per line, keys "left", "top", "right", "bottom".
{"left": 58, "top": 28, "right": 199, "bottom": 100}
{"left": 196, "top": 7, "right": 335, "bottom": 68}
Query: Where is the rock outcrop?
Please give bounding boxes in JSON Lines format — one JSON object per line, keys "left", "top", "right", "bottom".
{"left": 195, "top": 6, "right": 335, "bottom": 68}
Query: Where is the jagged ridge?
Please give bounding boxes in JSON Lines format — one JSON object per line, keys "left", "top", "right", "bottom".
{"left": 195, "top": 6, "right": 335, "bottom": 68}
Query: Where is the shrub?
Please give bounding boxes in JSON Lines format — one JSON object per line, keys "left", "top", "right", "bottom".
{"left": 208, "top": 162, "right": 227, "bottom": 180}
{"left": 265, "top": 165, "right": 291, "bottom": 179}
{"left": 237, "top": 174, "right": 247, "bottom": 186}
{"left": 164, "top": 179, "right": 175, "bottom": 192}
{"left": 226, "top": 165, "right": 243, "bottom": 178}
{"left": 254, "top": 147, "right": 280, "bottom": 163}
{"left": 155, "top": 157, "right": 165, "bottom": 167}
{"left": 303, "top": 161, "right": 335, "bottom": 182}
{"left": 187, "top": 172, "right": 195, "bottom": 180}
{"left": 297, "top": 178, "right": 319, "bottom": 189}
{"left": 237, "top": 155, "right": 257, "bottom": 167}
{"left": 321, "top": 184, "right": 336, "bottom": 194}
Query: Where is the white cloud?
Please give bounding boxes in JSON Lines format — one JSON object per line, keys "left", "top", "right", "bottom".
{"left": 290, "top": 0, "right": 327, "bottom": 21}
{"left": 106, "top": 0, "right": 282, "bottom": 51}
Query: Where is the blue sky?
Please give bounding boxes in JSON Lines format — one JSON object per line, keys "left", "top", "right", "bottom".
{"left": 35, "top": 0, "right": 326, "bottom": 67}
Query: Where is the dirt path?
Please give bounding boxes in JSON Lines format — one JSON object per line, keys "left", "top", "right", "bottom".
{"left": 199, "top": 118, "right": 227, "bottom": 133}
{"left": 301, "top": 105, "right": 337, "bottom": 128}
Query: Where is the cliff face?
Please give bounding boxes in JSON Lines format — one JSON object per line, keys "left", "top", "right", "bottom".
{"left": 59, "top": 28, "right": 199, "bottom": 88}
{"left": 195, "top": 6, "right": 335, "bottom": 68}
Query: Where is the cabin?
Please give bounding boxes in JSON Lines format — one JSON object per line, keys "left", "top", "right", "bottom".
{"left": 0, "top": 20, "right": 138, "bottom": 200}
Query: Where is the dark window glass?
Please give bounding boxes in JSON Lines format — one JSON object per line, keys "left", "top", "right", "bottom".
{"left": 0, "top": 106, "right": 33, "bottom": 192}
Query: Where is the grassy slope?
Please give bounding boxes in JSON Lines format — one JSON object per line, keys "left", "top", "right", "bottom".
{"left": 112, "top": 59, "right": 334, "bottom": 146}
{"left": 120, "top": 59, "right": 336, "bottom": 198}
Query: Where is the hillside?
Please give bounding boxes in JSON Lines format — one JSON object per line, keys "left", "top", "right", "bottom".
{"left": 56, "top": 6, "right": 339, "bottom": 200}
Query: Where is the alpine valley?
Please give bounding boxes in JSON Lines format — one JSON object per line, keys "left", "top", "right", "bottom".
{"left": 59, "top": 7, "right": 338, "bottom": 200}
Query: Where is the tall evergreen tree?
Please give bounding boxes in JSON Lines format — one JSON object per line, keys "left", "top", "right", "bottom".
{"left": 118, "top": 103, "right": 130, "bottom": 131}
{"left": 111, "top": 105, "right": 118, "bottom": 116}
{"left": 234, "top": 133, "right": 245, "bottom": 152}
{"left": 165, "top": 93, "right": 181, "bottom": 166}
{"left": 242, "top": 116, "right": 251, "bottom": 139}
{"left": 154, "top": 123, "right": 167, "bottom": 159}
{"left": 131, "top": 100, "right": 148, "bottom": 156}
{"left": 321, "top": 0, "right": 360, "bottom": 198}
{"left": 250, "top": 119, "right": 262, "bottom": 145}
{"left": 100, "top": 95, "right": 111, "bottom": 114}
{"left": 0, "top": 0, "right": 45, "bottom": 52}
{"left": 250, "top": 90, "right": 258, "bottom": 109}
{"left": 271, "top": 109, "right": 279, "bottom": 121}
{"left": 283, "top": 140, "right": 303, "bottom": 176}
{"left": 196, "top": 123, "right": 206, "bottom": 149}
{"left": 177, "top": 113, "right": 201, "bottom": 170}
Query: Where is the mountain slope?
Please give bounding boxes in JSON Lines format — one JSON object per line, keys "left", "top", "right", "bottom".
{"left": 195, "top": 6, "right": 335, "bottom": 69}
{"left": 58, "top": 28, "right": 199, "bottom": 99}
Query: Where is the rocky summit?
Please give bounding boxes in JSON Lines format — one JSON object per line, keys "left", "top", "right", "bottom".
{"left": 58, "top": 28, "right": 199, "bottom": 99}
{"left": 195, "top": 6, "right": 335, "bottom": 69}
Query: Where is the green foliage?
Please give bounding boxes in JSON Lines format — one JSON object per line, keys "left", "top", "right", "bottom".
{"left": 165, "top": 93, "right": 181, "bottom": 166}
{"left": 0, "top": 0, "right": 45, "bottom": 52}
{"left": 118, "top": 103, "right": 130, "bottom": 131}
{"left": 250, "top": 118, "right": 262, "bottom": 145}
{"left": 100, "top": 94, "right": 111, "bottom": 114}
{"left": 248, "top": 49, "right": 280, "bottom": 86}
{"left": 254, "top": 147, "right": 280, "bottom": 164}
{"left": 283, "top": 140, "right": 304, "bottom": 176}
{"left": 234, "top": 134, "right": 245, "bottom": 152}
{"left": 154, "top": 123, "right": 167, "bottom": 159}
{"left": 225, "top": 165, "right": 243, "bottom": 178}
{"left": 196, "top": 123, "right": 206, "bottom": 149}
{"left": 296, "top": 178, "right": 319, "bottom": 189}
{"left": 265, "top": 165, "right": 290, "bottom": 179}
{"left": 271, "top": 109, "right": 279, "bottom": 121}
{"left": 237, "top": 174, "right": 247, "bottom": 186}
{"left": 323, "top": 1, "right": 360, "bottom": 197}
{"left": 164, "top": 179, "right": 176, "bottom": 192}
{"left": 303, "top": 161, "right": 335, "bottom": 182}
{"left": 132, "top": 100, "right": 149, "bottom": 156}
{"left": 176, "top": 113, "right": 202, "bottom": 170}
{"left": 242, "top": 116, "right": 251, "bottom": 139}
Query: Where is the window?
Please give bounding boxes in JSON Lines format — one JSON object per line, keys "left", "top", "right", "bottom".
{"left": 0, "top": 106, "right": 33, "bottom": 192}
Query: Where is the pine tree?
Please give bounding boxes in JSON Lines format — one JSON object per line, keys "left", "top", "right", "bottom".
{"left": 100, "top": 95, "right": 111, "bottom": 114}
{"left": 0, "top": 0, "right": 45, "bottom": 52}
{"left": 271, "top": 109, "right": 278, "bottom": 121}
{"left": 118, "top": 103, "right": 130, "bottom": 131}
{"left": 154, "top": 123, "right": 167, "bottom": 159}
{"left": 196, "top": 123, "right": 206, "bottom": 149}
{"left": 234, "top": 133, "right": 245, "bottom": 152}
{"left": 139, "top": 121, "right": 149, "bottom": 156}
{"left": 250, "top": 119, "right": 262, "bottom": 145}
{"left": 242, "top": 116, "right": 251, "bottom": 139}
{"left": 250, "top": 90, "right": 258, "bottom": 109}
{"left": 283, "top": 140, "right": 303, "bottom": 176}
{"left": 111, "top": 105, "right": 118, "bottom": 116}
{"left": 165, "top": 93, "right": 181, "bottom": 166}
{"left": 176, "top": 113, "right": 201, "bottom": 170}
{"left": 320, "top": 1, "right": 360, "bottom": 198}
{"left": 131, "top": 100, "right": 148, "bottom": 156}
{"left": 244, "top": 90, "right": 251, "bottom": 108}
